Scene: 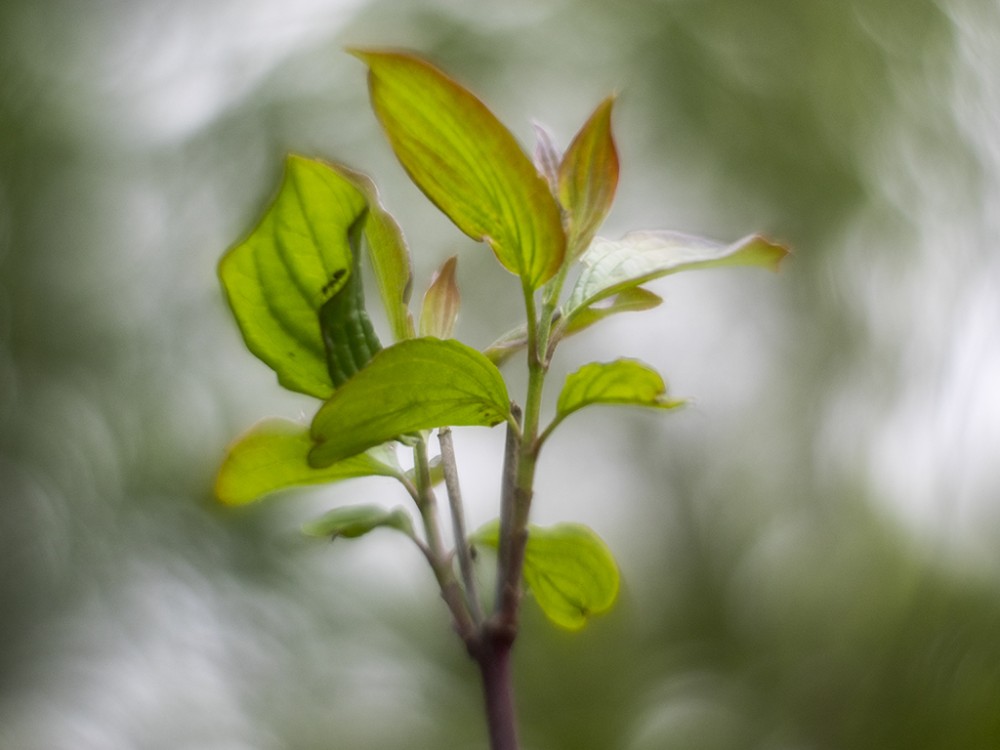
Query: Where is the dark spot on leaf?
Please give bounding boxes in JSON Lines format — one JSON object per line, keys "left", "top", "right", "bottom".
{"left": 321, "top": 268, "right": 347, "bottom": 296}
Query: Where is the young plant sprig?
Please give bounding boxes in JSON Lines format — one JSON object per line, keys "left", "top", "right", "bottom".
{"left": 215, "top": 49, "right": 788, "bottom": 750}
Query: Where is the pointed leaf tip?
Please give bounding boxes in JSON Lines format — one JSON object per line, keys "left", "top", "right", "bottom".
{"left": 559, "top": 96, "right": 620, "bottom": 258}
{"left": 565, "top": 231, "right": 790, "bottom": 321}
{"left": 419, "top": 255, "right": 460, "bottom": 338}
{"left": 532, "top": 121, "right": 562, "bottom": 192}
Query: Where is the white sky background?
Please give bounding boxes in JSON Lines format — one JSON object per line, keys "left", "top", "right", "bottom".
{"left": 93, "top": 0, "right": 371, "bottom": 146}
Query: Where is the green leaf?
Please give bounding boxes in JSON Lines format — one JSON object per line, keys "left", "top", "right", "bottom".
{"left": 472, "top": 521, "right": 620, "bottom": 631}
{"left": 404, "top": 454, "right": 446, "bottom": 488}
{"left": 330, "top": 164, "right": 414, "bottom": 341}
{"left": 318, "top": 219, "right": 383, "bottom": 387}
{"left": 214, "top": 419, "right": 401, "bottom": 506}
{"left": 564, "top": 232, "right": 790, "bottom": 322}
{"left": 301, "top": 504, "right": 413, "bottom": 540}
{"left": 556, "top": 359, "right": 685, "bottom": 415}
{"left": 560, "top": 287, "right": 662, "bottom": 337}
{"left": 219, "top": 155, "right": 368, "bottom": 399}
{"left": 419, "top": 255, "right": 460, "bottom": 339}
{"left": 483, "top": 323, "right": 530, "bottom": 367}
{"left": 470, "top": 519, "right": 501, "bottom": 548}
{"left": 524, "top": 523, "right": 620, "bottom": 631}
{"left": 309, "top": 338, "right": 511, "bottom": 467}
{"left": 558, "top": 97, "right": 619, "bottom": 258}
{"left": 551, "top": 359, "right": 684, "bottom": 436}
{"left": 352, "top": 49, "right": 566, "bottom": 289}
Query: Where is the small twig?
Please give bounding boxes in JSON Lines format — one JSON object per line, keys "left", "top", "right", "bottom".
{"left": 438, "top": 426, "right": 483, "bottom": 623}
{"left": 390, "top": 475, "right": 436, "bottom": 562}
{"left": 413, "top": 439, "right": 477, "bottom": 645}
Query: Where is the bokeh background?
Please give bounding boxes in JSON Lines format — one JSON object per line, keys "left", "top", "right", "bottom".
{"left": 2, "top": 0, "right": 999, "bottom": 748}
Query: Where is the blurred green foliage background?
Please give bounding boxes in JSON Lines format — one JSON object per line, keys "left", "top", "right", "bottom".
{"left": 2, "top": 0, "right": 999, "bottom": 748}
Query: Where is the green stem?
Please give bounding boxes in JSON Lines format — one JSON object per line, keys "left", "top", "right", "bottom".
{"left": 495, "top": 282, "right": 552, "bottom": 630}
{"left": 538, "top": 260, "right": 571, "bottom": 365}
{"left": 481, "top": 272, "right": 567, "bottom": 750}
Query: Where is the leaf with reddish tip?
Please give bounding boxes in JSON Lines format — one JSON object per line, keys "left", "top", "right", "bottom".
{"left": 419, "top": 256, "right": 461, "bottom": 338}
{"left": 559, "top": 97, "right": 620, "bottom": 257}
{"left": 532, "top": 121, "right": 562, "bottom": 192}
{"left": 352, "top": 49, "right": 566, "bottom": 289}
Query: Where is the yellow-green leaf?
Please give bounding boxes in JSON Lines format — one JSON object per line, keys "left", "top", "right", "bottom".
{"left": 548, "top": 359, "right": 684, "bottom": 439}
{"left": 472, "top": 520, "right": 620, "bottom": 631}
{"left": 523, "top": 523, "right": 620, "bottom": 631}
{"left": 215, "top": 419, "right": 401, "bottom": 506}
{"left": 558, "top": 97, "right": 619, "bottom": 258}
{"left": 352, "top": 49, "right": 566, "bottom": 289}
{"left": 218, "top": 155, "right": 368, "bottom": 399}
{"left": 309, "top": 338, "right": 511, "bottom": 467}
